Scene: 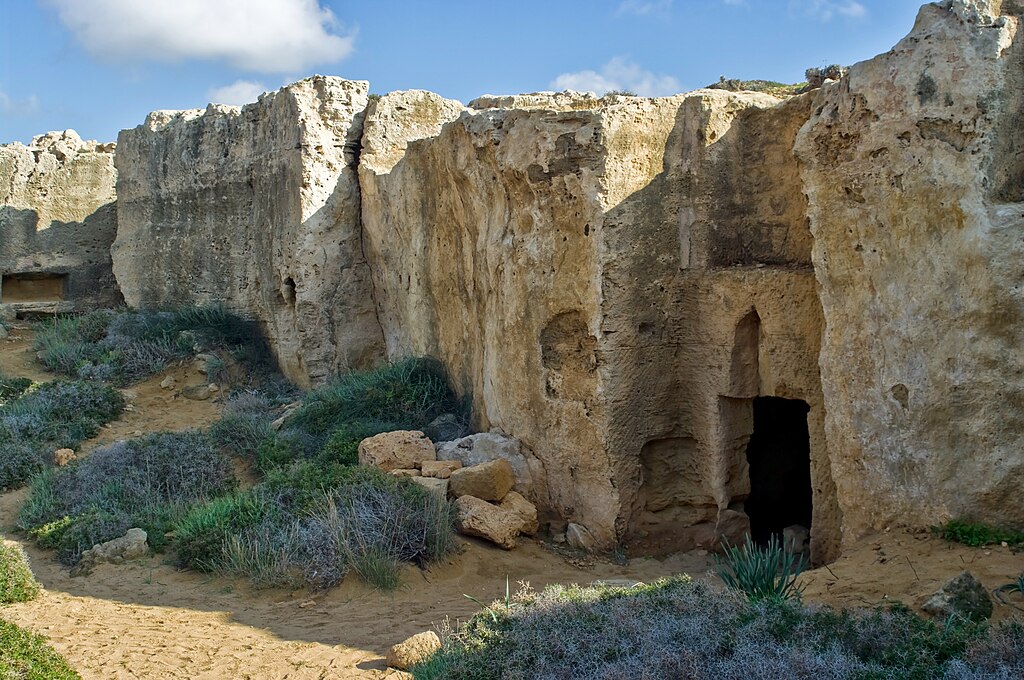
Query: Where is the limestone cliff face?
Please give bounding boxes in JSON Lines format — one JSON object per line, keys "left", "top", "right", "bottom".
{"left": 0, "top": 130, "right": 121, "bottom": 311}
{"left": 55, "top": 0, "right": 1023, "bottom": 559}
{"left": 360, "top": 89, "right": 838, "bottom": 557}
{"left": 112, "top": 76, "right": 384, "bottom": 385}
{"left": 796, "top": 0, "right": 1024, "bottom": 537}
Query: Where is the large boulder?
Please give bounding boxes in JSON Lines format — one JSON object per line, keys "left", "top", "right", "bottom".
{"left": 386, "top": 631, "right": 441, "bottom": 670}
{"left": 922, "top": 571, "right": 993, "bottom": 621}
{"left": 435, "top": 433, "right": 534, "bottom": 496}
{"left": 358, "top": 430, "right": 436, "bottom": 472}
{"left": 448, "top": 459, "right": 515, "bottom": 502}
{"left": 499, "top": 491, "right": 539, "bottom": 536}
{"left": 454, "top": 496, "right": 524, "bottom": 549}
{"left": 112, "top": 76, "right": 384, "bottom": 386}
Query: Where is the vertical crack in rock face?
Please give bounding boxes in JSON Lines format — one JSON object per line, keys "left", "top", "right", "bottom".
{"left": 0, "top": 130, "right": 122, "bottom": 313}
{"left": 795, "top": 0, "right": 1024, "bottom": 538}
{"left": 112, "top": 76, "right": 384, "bottom": 386}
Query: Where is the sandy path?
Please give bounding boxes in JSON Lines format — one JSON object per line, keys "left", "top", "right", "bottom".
{"left": 1, "top": 325, "right": 1021, "bottom": 678}
{"left": 1, "top": 488, "right": 711, "bottom": 679}
{"left": 800, "top": 529, "right": 1024, "bottom": 623}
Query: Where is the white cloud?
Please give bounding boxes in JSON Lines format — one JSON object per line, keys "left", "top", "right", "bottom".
{"left": 792, "top": 0, "right": 867, "bottom": 20}
{"left": 0, "top": 90, "right": 40, "bottom": 116}
{"left": 207, "top": 80, "right": 268, "bottom": 106}
{"left": 44, "top": 0, "right": 354, "bottom": 73}
{"left": 551, "top": 57, "right": 681, "bottom": 97}
{"left": 616, "top": 0, "right": 672, "bottom": 15}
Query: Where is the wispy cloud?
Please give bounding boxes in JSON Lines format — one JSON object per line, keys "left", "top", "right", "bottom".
{"left": 551, "top": 57, "right": 681, "bottom": 97}
{"left": 616, "top": 0, "right": 672, "bottom": 16}
{"left": 44, "top": 0, "right": 354, "bottom": 73}
{"left": 207, "top": 80, "right": 268, "bottom": 106}
{"left": 792, "top": 0, "right": 867, "bottom": 21}
{"left": 0, "top": 90, "right": 40, "bottom": 116}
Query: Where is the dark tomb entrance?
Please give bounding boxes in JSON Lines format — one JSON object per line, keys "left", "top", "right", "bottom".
{"left": 744, "top": 396, "right": 812, "bottom": 545}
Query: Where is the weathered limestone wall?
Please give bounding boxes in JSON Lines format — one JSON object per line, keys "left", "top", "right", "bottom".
{"left": 112, "top": 76, "right": 384, "bottom": 385}
{"left": 361, "top": 89, "right": 838, "bottom": 559}
{"left": 601, "top": 92, "right": 840, "bottom": 561}
{"left": 56, "top": 0, "right": 1019, "bottom": 560}
{"left": 0, "top": 130, "right": 121, "bottom": 312}
{"left": 796, "top": 0, "right": 1024, "bottom": 539}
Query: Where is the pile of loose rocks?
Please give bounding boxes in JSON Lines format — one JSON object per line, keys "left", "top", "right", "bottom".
{"left": 358, "top": 429, "right": 538, "bottom": 549}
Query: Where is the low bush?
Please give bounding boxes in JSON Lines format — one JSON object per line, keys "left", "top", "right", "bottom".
{"left": 33, "top": 305, "right": 275, "bottom": 386}
{"left": 177, "top": 466, "right": 457, "bottom": 591}
{"left": 0, "top": 379, "right": 124, "bottom": 491}
{"left": 415, "top": 577, "right": 1023, "bottom": 680}
{"left": 936, "top": 519, "right": 1024, "bottom": 548}
{"left": 19, "top": 431, "right": 236, "bottom": 564}
{"left": 0, "top": 539, "right": 41, "bottom": 604}
{"left": 208, "top": 392, "right": 277, "bottom": 456}
{"left": 0, "top": 619, "right": 80, "bottom": 680}
{"left": 0, "top": 373, "right": 33, "bottom": 404}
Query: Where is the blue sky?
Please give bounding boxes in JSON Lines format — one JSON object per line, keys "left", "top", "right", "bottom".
{"left": 1, "top": 0, "right": 923, "bottom": 144}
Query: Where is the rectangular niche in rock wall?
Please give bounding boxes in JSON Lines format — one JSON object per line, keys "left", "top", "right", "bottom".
{"left": 1, "top": 273, "right": 67, "bottom": 303}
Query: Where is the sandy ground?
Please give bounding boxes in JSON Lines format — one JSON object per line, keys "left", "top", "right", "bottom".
{"left": 0, "top": 324, "right": 1022, "bottom": 678}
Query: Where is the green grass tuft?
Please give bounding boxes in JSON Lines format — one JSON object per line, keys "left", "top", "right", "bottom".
{"left": 716, "top": 534, "right": 805, "bottom": 603}
{"left": 936, "top": 519, "right": 1024, "bottom": 548}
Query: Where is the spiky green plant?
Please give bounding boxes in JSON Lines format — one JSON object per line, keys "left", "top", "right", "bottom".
{"left": 716, "top": 534, "right": 805, "bottom": 602}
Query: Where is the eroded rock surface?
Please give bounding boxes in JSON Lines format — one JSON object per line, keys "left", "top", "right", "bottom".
{"left": 796, "top": 0, "right": 1024, "bottom": 539}
{"left": 112, "top": 76, "right": 384, "bottom": 385}
{"left": 0, "top": 129, "right": 121, "bottom": 312}
{"left": 360, "top": 87, "right": 836, "bottom": 559}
